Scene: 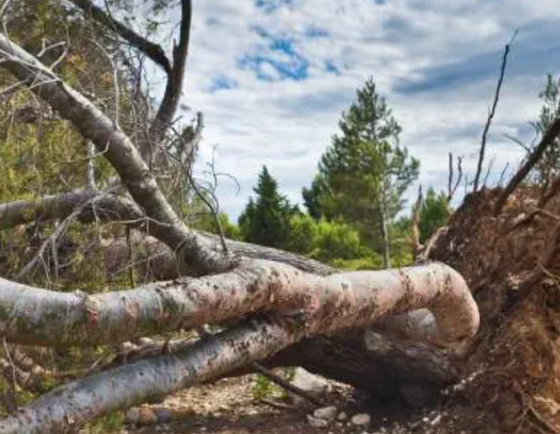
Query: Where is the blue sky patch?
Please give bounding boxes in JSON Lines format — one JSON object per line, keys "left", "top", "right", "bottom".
{"left": 324, "top": 60, "right": 341, "bottom": 75}
{"left": 305, "top": 26, "right": 329, "bottom": 39}
{"left": 209, "top": 75, "right": 238, "bottom": 93}
{"left": 239, "top": 27, "right": 310, "bottom": 81}
{"left": 255, "top": 0, "right": 293, "bottom": 13}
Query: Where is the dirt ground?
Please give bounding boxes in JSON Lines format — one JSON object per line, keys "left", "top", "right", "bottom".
{"left": 122, "top": 374, "right": 439, "bottom": 434}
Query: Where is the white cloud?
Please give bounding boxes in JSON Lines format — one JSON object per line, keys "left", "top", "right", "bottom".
{"left": 150, "top": 0, "right": 560, "bottom": 220}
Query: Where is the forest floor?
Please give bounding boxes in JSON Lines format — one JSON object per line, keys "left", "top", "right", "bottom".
{"left": 119, "top": 374, "right": 441, "bottom": 434}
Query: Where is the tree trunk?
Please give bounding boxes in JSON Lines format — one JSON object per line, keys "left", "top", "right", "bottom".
{"left": 379, "top": 197, "right": 391, "bottom": 269}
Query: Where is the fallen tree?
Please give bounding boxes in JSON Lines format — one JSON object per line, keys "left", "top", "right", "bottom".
{"left": 7, "top": 3, "right": 560, "bottom": 434}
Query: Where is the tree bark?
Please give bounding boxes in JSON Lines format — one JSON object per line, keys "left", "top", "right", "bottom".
{"left": 0, "top": 33, "right": 232, "bottom": 275}
{"left": 0, "top": 259, "right": 478, "bottom": 434}
{"left": 0, "top": 261, "right": 477, "bottom": 347}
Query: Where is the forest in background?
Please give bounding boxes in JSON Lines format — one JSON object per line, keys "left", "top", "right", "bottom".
{"left": 1, "top": 2, "right": 560, "bottom": 434}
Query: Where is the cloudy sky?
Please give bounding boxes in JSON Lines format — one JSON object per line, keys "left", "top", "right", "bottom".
{"left": 157, "top": 0, "right": 560, "bottom": 220}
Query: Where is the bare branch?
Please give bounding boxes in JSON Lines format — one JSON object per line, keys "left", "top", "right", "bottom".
{"left": 494, "top": 115, "right": 560, "bottom": 214}
{"left": 67, "top": 0, "right": 172, "bottom": 75}
{"left": 411, "top": 185, "right": 423, "bottom": 256}
{"left": 482, "top": 155, "right": 496, "bottom": 188}
{"left": 0, "top": 32, "right": 231, "bottom": 275}
{"left": 447, "top": 153, "right": 463, "bottom": 202}
{"left": 473, "top": 32, "right": 516, "bottom": 191}
{"left": 497, "top": 162, "right": 510, "bottom": 187}
{"left": 145, "top": 0, "right": 192, "bottom": 166}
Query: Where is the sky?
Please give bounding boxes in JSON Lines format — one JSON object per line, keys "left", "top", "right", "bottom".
{"left": 151, "top": 0, "right": 560, "bottom": 220}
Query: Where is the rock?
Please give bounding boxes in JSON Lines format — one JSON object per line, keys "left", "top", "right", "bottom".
{"left": 287, "top": 368, "right": 330, "bottom": 405}
{"left": 313, "top": 406, "right": 338, "bottom": 421}
{"left": 138, "top": 406, "right": 158, "bottom": 425}
{"left": 351, "top": 413, "right": 371, "bottom": 427}
{"left": 337, "top": 411, "right": 348, "bottom": 421}
{"left": 125, "top": 407, "right": 140, "bottom": 424}
{"left": 153, "top": 407, "right": 172, "bottom": 423}
{"left": 307, "top": 414, "right": 329, "bottom": 428}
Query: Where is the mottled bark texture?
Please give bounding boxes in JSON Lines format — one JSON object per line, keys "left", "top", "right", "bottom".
{"left": 0, "top": 261, "right": 478, "bottom": 434}
{"left": 0, "top": 261, "right": 477, "bottom": 347}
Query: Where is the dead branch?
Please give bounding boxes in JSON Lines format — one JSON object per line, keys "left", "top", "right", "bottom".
{"left": 68, "top": 0, "right": 172, "bottom": 74}
{"left": 495, "top": 115, "right": 560, "bottom": 215}
{"left": 250, "top": 362, "right": 323, "bottom": 406}
{"left": 498, "top": 162, "right": 510, "bottom": 187}
{"left": 447, "top": 153, "right": 463, "bottom": 202}
{"left": 411, "top": 185, "right": 423, "bottom": 256}
{"left": 483, "top": 155, "right": 496, "bottom": 188}
{"left": 0, "top": 32, "right": 231, "bottom": 275}
{"left": 473, "top": 33, "right": 515, "bottom": 191}
{"left": 145, "top": 0, "right": 192, "bottom": 166}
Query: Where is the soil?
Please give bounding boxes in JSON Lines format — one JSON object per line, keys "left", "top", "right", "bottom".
{"left": 123, "top": 374, "right": 435, "bottom": 434}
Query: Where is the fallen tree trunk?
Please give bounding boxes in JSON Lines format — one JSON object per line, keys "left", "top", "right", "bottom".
{"left": 0, "top": 260, "right": 478, "bottom": 434}
{"left": 0, "top": 261, "right": 477, "bottom": 347}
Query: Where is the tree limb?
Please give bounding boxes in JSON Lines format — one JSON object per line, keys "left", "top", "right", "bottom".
{"left": 494, "top": 115, "right": 560, "bottom": 214}
{"left": 0, "top": 261, "right": 478, "bottom": 348}
{"left": 0, "top": 189, "right": 334, "bottom": 276}
{"left": 0, "top": 32, "right": 230, "bottom": 275}
{"left": 146, "top": 0, "right": 192, "bottom": 166}
{"left": 473, "top": 35, "right": 514, "bottom": 191}
{"left": 68, "top": 0, "right": 172, "bottom": 75}
{"left": 0, "top": 258, "right": 479, "bottom": 434}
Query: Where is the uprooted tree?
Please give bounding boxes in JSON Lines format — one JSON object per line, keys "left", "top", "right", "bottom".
{"left": 0, "top": 2, "right": 559, "bottom": 434}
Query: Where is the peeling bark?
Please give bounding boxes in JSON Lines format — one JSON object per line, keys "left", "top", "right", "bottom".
{"left": 0, "top": 260, "right": 478, "bottom": 349}
{"left": 0, "top": 320, "right": 300, "bottom": 434}
{"left": 0, "top": 258, "right": 479, "bottom": 434}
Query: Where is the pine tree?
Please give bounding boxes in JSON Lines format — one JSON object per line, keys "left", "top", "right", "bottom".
{"left": 303, "top": 77, "right": 419, "bottom": 268}
{"left": 419, "top": 188, "right": 450, "bottom": 243}
{"left": 239, "top": 166, "right": 296, "bottom": 248}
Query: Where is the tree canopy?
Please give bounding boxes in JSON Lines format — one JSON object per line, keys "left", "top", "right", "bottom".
{"left": 303, "top": 77, "right": 419, "bottom": 267}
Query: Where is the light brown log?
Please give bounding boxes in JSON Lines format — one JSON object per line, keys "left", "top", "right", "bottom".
{"left": 0, "top": 260, "right": 478, "bottom": 349}
{"left": 0, "top": 259, "right": 479, "bottom": 434}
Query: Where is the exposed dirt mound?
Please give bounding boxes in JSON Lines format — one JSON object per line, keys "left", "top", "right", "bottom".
{"left": 425, "top": 188, "right": 560, "bottom": 433}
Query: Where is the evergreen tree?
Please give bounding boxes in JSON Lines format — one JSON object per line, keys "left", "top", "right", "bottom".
{"left": 419, "top": 188, "right": 450, "bottom": 243}
{"left": 239, "top": 166, "right": 296, "bottom": 248}
{"left": 303, "top": 77, "right": 419, "bottom": 268}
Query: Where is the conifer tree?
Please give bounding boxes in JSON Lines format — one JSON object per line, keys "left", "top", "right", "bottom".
{"left": 303, "top": 78, "right": 419, "bottom": 268}
{"left": 239, "top": 166, "right": 296, "bottom": 248}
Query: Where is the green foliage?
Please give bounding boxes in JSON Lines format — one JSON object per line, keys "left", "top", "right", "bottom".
{"left": 419, "top": 188, "right": 450, "bottom": 243}
{"left": 286, "top": 214, "right": 319, "bottom": 254}
{"left": 84, "top": 411, "right": 125, "bottom": 434}
{"left": 251, "top": 374, "right": 277, "bottom": 400}
{"left": 531, "top": 74, "right": 560, "bottom": 187}
{"left": 192, "top": 211, "right": 242, "bottom": 240}
{"left": 239, "top": 166, "right": 298, "bottom": 249}
{"left": 286, "top": 214, "right": 364, "bottom": 262}
{"left": 310, "top": 218, "right": 363, "bottom": 263}
{"left": 303, "top": 78, "right": 419, "bottom": 255}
